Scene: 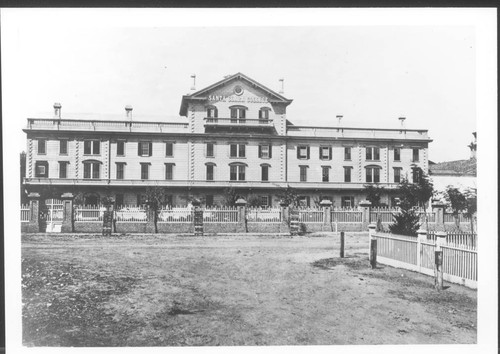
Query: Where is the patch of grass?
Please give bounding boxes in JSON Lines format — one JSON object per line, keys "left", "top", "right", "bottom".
{"left": 311, "top": 256, "right": 368, "bottom": 271}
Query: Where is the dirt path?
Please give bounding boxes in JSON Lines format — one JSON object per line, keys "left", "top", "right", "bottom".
{"left": 21, "top": 233, "right": 476, "bottom": 346}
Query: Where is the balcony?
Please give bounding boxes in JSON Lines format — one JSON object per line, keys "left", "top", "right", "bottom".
{"left": 203, "top": 117, "right": 275, "bottom": 133}
{"left": 25, "top": 118, "right": 189, "bottom": 134}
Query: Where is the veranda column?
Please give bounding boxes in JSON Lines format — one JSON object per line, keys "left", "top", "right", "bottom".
{"left": 319, "top": 199, "right": 332, "bottom": 232}
{"left": 235, "top": 198, "right": 247, "bottom": 233}
{"left": 60, "top": 193, "right": 74, "bottom": 233}
{"left": 359, "top": 200, "right": 372, "bottom": 230}
{"left": 27, "top": 192, "right": 41, "bottom": 233}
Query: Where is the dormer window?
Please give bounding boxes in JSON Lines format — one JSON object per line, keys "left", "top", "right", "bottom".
{"left": 230, "top": 106, "right": 247, "bottom": 123}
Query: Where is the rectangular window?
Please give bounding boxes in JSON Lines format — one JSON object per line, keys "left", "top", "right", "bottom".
{"left": 366, "top": 147, "right": 380, "bottom": 161}
{"left": 230, "top": 165, "right": 237, "bottom": 181}
{"left": 394, "top": 147, "right": 401, "bottom": 161}
{"left": 259, "top": 144, "right": 271, "bottom": 159}
{"left": 341, "top": 196, "right": 354, "bottom": 208}
{"left": 298, "top": 196, "right": 310, "bottom": 207}
{"left": 344, "top": 167, "right": 352, "bottom": 182}
{"left": 261, "top": 165, "right": 269, "bottom": 181}
{"left": 230, "top": 144, "right": 245, "bottom": 158}
{"left": 165, "top": 142, "right": 174, "bottom": 157}
{"left": 344, "top": 147, "right": 351, "bottom": 160}
{"left": 412, "top": 168, "right": 422, "bottom": 183}
{"left": 84, "top": 140, "right": 100, "bottom": 155}
{"left": 394, "top": 168, "right": 401, "bottom": 183}
{"left": 206, "top": 165, "right": 214, "bottom": 181}
{"left": 117, "top": 141, "right": 125, "bottom": 156}
{"left": 206, "top": 195, "right": 214, "bottom": 207}
{"left": 206, "top": 143, "right": 215, "bottom": 157}
{"left": 35, "top": 161, "right": 48, "bottom": 177}
{"left": 260, "top": 196, "right": 269, "bottom": 207}
{"left": 299, "top": 166, "right": 308, "bottom": 182}
{"left": 320, "top": 146, "right": 332, "bottom": 160}
{"left": 59, "top": 140, "right": 68, "bottom": 155}
{"left": 115, "top": 194, "right": 124, "bottom": 207}
{"left": 138, "top": 141, "right": 152, "bottom": 157}
{"left": 322, "top": 166, "right": 330, "bottom": 182}
{"left": 83, "top": 162, "right": 100, "bottom": 179}
{"left": 259, "top": 109, "right": 269, "bottom": 120}
{"left": 38, "top": 139, "right": 46, "bottom": 154}
{"left": 164, "top": 195, "right": 173, "bottom": 207}
{"left": 297, "top": 146, "right": 309, "bottom": 159}
{"left": 92, "top": 163, "right": 100, "bottom": 179}
{"left": 366, "top": 168, "right": 380, "bottom": 183}
{"left": 141, "top": 163, "right": 149, "bottom": 180}
{"left": 165, "top": 164, "right": 174, "bottom": 180}
{"left": 116, "top": 163, "right": 125, "bottom": 180}
{"left": 59, "top": 161, "right": 68, "bottom": 178}
{"left": 238, "top": 165, "right": 245, "bottom": 181}
{"left": 412, "top": 148, "right": 420, "bottom": 162}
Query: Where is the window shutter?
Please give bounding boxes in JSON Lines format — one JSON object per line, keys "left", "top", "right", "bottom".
{"left": 240, "top": 109, "right": 246, "bottom": 119}
{"left": 258, "top": 110, "right": 262, "bottom": 119}
{"left": 307, "top": 146, "right": 310, "bottom": 159}
{"left": 319, "top": 147, "right": 322, "bottom": 160}
{"left": 138, "top": 142, "right": 141, "bottom": 156}
{"left": 297, "top": 147, "right": 300, "bottom": 159}
{"left": 269, "top": 145, "right": 272, "bottom": 158}
{"left": 329, "top": 147, "right": 332, "bottom": 160}
{"left": 148, "top": 142, "right": 153, "bottom": 156}
{"left": 231, "top": 109, "right": 237, "bottom": 118}
{"left": 258, "top": 145, "right": 262, "bottom": 158}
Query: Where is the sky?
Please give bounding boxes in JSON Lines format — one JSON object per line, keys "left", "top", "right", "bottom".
{"left": 0, "top": 10, "right": 479, "bottom": 164}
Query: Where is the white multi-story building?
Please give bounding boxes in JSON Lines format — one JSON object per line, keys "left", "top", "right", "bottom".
{"left": 23, "top": 72, "right": 432, "bottom": 208}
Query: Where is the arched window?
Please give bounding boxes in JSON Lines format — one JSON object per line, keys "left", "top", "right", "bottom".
{"left": 229, "top": 105, "right": 247, "bottom": 123}
{"left": 229, "top": 162, "right": 248, "bottom": 181}
{"left": 205, "top": 162, "right": 216, "bottom": 181}
{"left": 82, "top": 159, "right": 102, "bottom": 179}
{"left": 365, "top": 165, "right": 382, "bottom": 183}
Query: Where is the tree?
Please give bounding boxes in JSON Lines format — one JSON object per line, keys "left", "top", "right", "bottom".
{"left": 444, "top": 186, "right": 468, "bottom": 229}
{"left": 464, "top": 188, "right": 477, "bottom": 232}
{"left": 389, "top": 177, "right": 421, "bottom": 236}
{"left": 276, "top": 186, "right": 299, "bottom": 207}
{"left": 144, "top": 186, "right": 169, "bottom": 233}
{"left": 222, "top": 187, "right": 240, "bottom": 207}
{"left": 412, "top": 167, "right": 434, "bottom": 231}
{"left": 363, "top": 184, "right": 385, "bottom": 207}
{"left": 246, "top": 194, "right": 262, "bottom": 208}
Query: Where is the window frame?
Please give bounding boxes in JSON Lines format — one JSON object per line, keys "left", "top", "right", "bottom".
{"left": 412, "top": 148, "right": 420, "bottom": 162}
{"left": 344, "top": 147, "right": 352, "bottom": 161}
{"left": 116, "top": 162, "right": 126, "bottom": 180}
{"left": 84, "top": 140, "right": 101, "bottom": 155}
{"left": 206, "top": 142, "right": 215, "bottom": 158}
{"left": 138, "top": 141, "right": 152, "bottom": 157}
{"left": 341, "top": 196, "right": 355, "bottom": 208}
{"left": 259, "top": 144, "right": 272, "bottom": 159}
{"left": 344, "top": 166, "right": 352, "bottom": 182}
{"left": 206, "top": 164, "right": 215, "bottom": 181}
{"left": 229, "top": 163, "right": 246, "bottom": 181}
{"left": 261, "top": 164, "right": 269, "bottom": 182}
{"left": 83, "top": 161, "right": 101, "bottom": 179}
{"left": 366, "top": 147, "right": 380, "bottom": 161}
{"left": 299, "top": 165, "right": 308, "bottom": 182}
{"left": 140, "top": 163, "right": 150, "bottom": 180}
{"left": 365, "top": 166, "right": 381, "bottom": 183}
{"left": 394, "top": 147, "right": 401, "bottom": 161}
{"left": 319, "top": 146, "right": 332, "bottom": 160}
{"left": 165, "top": 142, "right": 174, "bottom": 158}
{"left": 322, "top": 166, "right": 330, "bottom": 182}
{"left": 116, "top": 140, "right": 125, "bottom": 157}
{"left": 37, "top": 139, "right": 47, "bottom": 155}
{"left": 35, "top": 161, "right": 48, "bottom": 177}
{"left": 393, "top": 167, "right": 402, "bottom": 183}
{"left": 297, "top": 145, "right": 310, "bottom": 160}
{"left": 59, "top": 139, "right": 68, "bottom": 155}
{"left": 58, "top": 161, "right": 68, "bottom": 179}
{"left": 229, "top": 143, "right": 246, "bottom": 158}
{"left": 165, "top": 163, "right": 174, "bottom": 180}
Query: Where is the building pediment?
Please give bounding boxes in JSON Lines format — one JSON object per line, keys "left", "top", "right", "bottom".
{"left": 179, "top": 72, "right": 292, "bottom": 116}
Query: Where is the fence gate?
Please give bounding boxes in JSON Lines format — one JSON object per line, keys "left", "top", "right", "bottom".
{"left": 40, "top": 198, "right": 64, "bottom": 232}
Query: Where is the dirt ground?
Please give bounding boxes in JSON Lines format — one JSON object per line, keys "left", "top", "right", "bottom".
{"left": 21, "top": 232, "right": 477, "bottom": 346}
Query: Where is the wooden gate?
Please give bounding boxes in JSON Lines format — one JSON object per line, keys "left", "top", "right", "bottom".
{"left": 40, "top": 198, "right": 64, "bottom": 232}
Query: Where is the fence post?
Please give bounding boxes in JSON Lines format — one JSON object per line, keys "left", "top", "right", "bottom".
{"left": 279, "top": 201, "right": 290, "bottom": 234}
{"left": 368, "top": 223, "right": 377, "bottom": 268}
{"left": 432, "top": 202, "right": 446, "bottom": 229}
{"left": 319, "top": 199, "right": 332, "bottom": 231}
{"left": 340, "top": 231, "right": 345, "bottom": 258}
{"left": 27, "top": 192, "right": 40, "bottom": 233}
{"left": 192, "top": 199, "right": 203, "bottom": 236}
{"left": 60, "top": 193, "right": 74, "bottom": 233}
{"left": 434, "top": 231, "right": 446, "bottom": 290}
{"left": 359, "top": 200, "right": 372, "bottom": 230}
{"left": 416, "top": 228, "right": 427, "bottom": 272}
{"left": 235, "top": 198, "right": 247, "bottom": 233}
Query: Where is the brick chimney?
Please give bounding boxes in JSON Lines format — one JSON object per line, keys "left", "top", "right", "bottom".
{"left": 53, "top": 103, "right": 62, "bottom": 118}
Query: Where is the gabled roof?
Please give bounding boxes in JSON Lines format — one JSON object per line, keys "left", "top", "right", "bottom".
{"left": 179, "top": 72, "right": 293, "bottom": 116}
{"left": 429, "top": 158, "right": 476, "bottom": 177}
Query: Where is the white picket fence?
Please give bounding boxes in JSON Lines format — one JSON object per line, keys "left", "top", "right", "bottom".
{"left": 75, "top": 205, "right": 105, "bottom": 222}
{"left": 298, "top": 208, "right": 324, "bottom": 223}
{"left": 332, "top": 208, "right": 363, "bottom": 223}
{"left": 158, "top": 207, "right": 192, "bottom": 223}
{"left": 372, "top": 231, "right": 477, "bottom": 288}
{"left": 204, "top": 207, "right": 238, "bottom": 223}
{"left": 21, "top": 204, "right": 30, "bottom": 222}
{"left": 115, "top": 205, "right": 147, "bottom": 222}
{"left": 247, "top": 208, "right": 281, "bottom": 223}
{"left": 369, "top": 208, "right": 436, "bottom": 223}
